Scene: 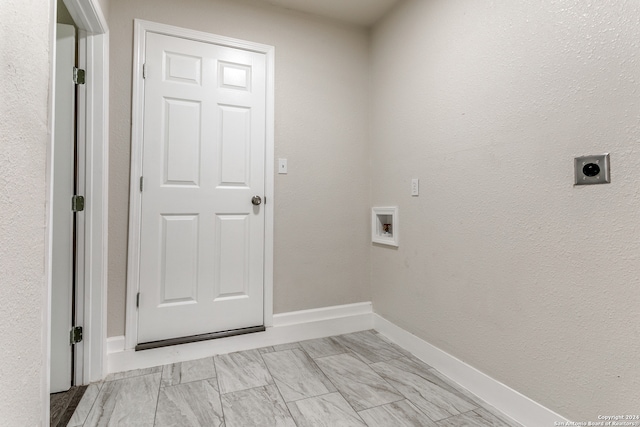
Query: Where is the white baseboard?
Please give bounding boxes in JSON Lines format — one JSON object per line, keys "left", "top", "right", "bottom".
{"left": 273, "top": 301, "right": 373, "bottom": 326}
{"left": 373, "top": 314, "right": 569, "bottom": 427}
{"left": 107, "top": 335, "right": 125, "bottom": 354}
{"left": 107, "top": 302, "right": 373, "bottom": 374}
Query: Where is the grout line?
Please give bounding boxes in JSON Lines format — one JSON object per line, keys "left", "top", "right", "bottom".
{"left": 159, "top": 362, "right": 169, "bottom": 388}
{"left": 151, "top": 371, "right": 163, "bottom": 427}
{"left": 434, "top": 407, "right": 480, "bottom": 424}
{"left": 359, "top": 346, "right": 472, "bottom": 425}
{"left": 212, "top": 354, "right": 227, "bottom": 425}
{"left": 374, "top": 342, "right": 471, "bottom": 421}
{"left": 264, "top": 336, "right": 371, "bottom": 426}
{"left": 335, "top": 388, "right": 370, "bottom": 425}
{"left": 79, "top": 383, "right": 103, "bottom": 427}
{"left": 309, "top": 335, "right": 379, "bottom": 425}
{"left": 257, "top": 349, "right": 300, "bottom": 426}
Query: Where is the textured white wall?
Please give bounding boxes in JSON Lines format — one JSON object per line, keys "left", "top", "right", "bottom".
{"left": 107, "top": 0, "right": 371, "bottom": 336}
{"left": 371, "top": 0, "right": 640, "bottom": 420}
{"left": 0, "top": 0, "right": 52, "bottom": 424}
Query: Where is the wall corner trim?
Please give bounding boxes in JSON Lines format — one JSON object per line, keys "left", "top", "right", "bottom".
{"left": 373, "top": 314, "right": 571, "bottom": 427}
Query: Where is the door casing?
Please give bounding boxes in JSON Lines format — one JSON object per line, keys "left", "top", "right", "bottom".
{"left": 46, "top": 0, "right": 109, "bottom": 404}
{"left": 65, "top": 0, "right": 110, "bottom": 385}
{"left": 125, "top": 19, "right": 275, "bottom": 350}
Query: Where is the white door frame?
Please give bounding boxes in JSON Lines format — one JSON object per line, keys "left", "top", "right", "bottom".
{"left": 48, "top": 0, "right": 109, "bottom": 387}
{"left": 125, "top": 20, "right": 275, "bottom": 350}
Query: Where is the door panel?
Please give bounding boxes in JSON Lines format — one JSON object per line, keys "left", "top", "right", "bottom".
{"left": 137, "top": 32, "right": 266, "bottom": 344}
{"left": 160, "top": 214, "right": 199, "bottom": 305}
{"left": 219, "top": 105, "right": 251, "bottom": 185}
{"left": 163, "top": 99, "right": 201, "bottom": 186}
{"left": 215, "top": 214, "right": 250, "bottom": 300}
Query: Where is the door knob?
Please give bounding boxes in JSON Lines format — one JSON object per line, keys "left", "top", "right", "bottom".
{"left": 251, "top": 196, "right": 262, "bottom": 206}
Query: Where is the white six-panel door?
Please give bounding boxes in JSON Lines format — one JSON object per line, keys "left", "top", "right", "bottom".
{"left": 137, "top": 32, "right": 267, "bottom": 344}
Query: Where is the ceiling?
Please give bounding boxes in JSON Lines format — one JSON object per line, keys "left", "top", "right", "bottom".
{"left": 255, "top": 0, "right": 401, "bottom": 26}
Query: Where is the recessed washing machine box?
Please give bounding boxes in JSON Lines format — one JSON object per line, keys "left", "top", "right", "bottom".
{"left": 372, "top": 207, "right": 399, "bottom": 247}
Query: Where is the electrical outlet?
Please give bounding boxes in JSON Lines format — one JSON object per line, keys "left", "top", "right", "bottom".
{"left": 574, "top": 154, "right": 610, "bottom": 185}
{"left": 411, "top": 178, "right": 419, "bottom": 196}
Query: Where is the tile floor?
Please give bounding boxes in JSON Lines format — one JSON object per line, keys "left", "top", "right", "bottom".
{"left": 68, "top": 330, "right": 523, "bottom": 427}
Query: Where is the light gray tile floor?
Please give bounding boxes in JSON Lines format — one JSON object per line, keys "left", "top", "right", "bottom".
{"left": 315, "top": 353, "right": 404, "bottom": 411}
{"left": 67, "top": 383, "right": 102, "bottom": 427}
{"left": 262, "top": 349, "right": 336, "bottom": 402}
{"left": 161, "top": 356, "right": 216, "bottom": 387}
{"left": 68, "top": 330, "right": 524, "bottom": 427}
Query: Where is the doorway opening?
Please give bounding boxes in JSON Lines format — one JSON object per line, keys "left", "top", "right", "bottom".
{"left": 47, "top": 0, "right": 109, "bottom": 422}
{"left": 50, "top": 6, "right": 83, "bottom": 425}
{"left": 51, "top": 11, "right": 79, "bottom": 395}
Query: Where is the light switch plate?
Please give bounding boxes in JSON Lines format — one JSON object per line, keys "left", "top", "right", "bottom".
{"left": 278, "top": 158, "right": 287, "bottom": 174}
{"left": 574, "top": 154, "right": 610, "bottom": 185}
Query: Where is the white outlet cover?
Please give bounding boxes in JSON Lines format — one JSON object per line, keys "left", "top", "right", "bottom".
{"left": 411, "top": 178, "right": 419, "bottom": 196}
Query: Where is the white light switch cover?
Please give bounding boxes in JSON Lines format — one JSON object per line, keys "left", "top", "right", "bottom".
{"left": 278, "top": 158, "right": 287, "bottom": 174}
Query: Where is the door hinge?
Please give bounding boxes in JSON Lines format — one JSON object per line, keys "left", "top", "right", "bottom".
{"left": 71, "top": 195, "right": 85, "bottom": 212}
{"left": 70, "top": 326, "right": 83, "bottom": 344}
{"left": 139, "top": 176, "right": 144, "bottom": 192}
{"left": 73, "top": 67, "right": 85, "bottom": 85}
{"left": 136, "top": 292, "right": 140, "bottom": 308}
{"left": 142, "top": 63, "right": 147, "bottom": 79}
